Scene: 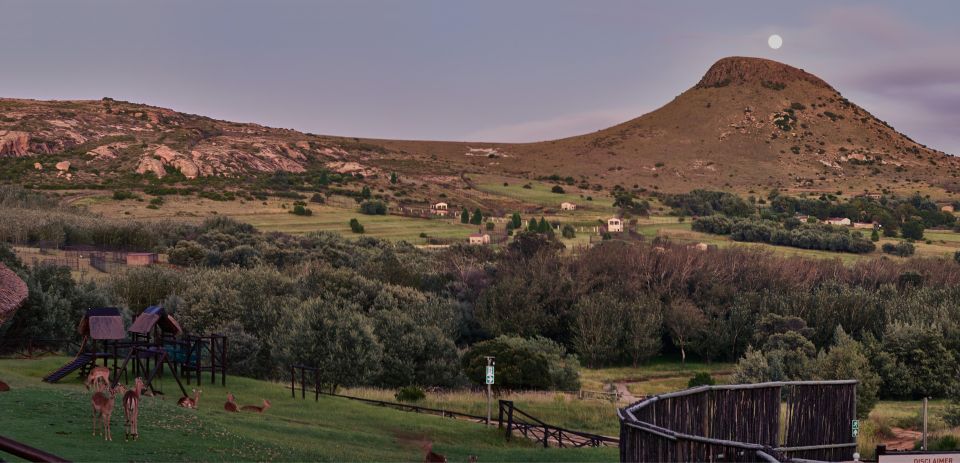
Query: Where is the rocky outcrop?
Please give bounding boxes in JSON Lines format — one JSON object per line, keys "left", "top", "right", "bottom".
{"left": 136, "top": 157, "right": 166, "bottom": 178}
{"left": 696, "top": 56, "right": 832, "bottom": 89}
{"left": 55, "top": 161, "right": 71, "bottom": 171}
{"left": 0, "top": 131, "right": 30, "bottom": 157}
{"left": 172, "top": 158, "right": 200, "bottom": 179}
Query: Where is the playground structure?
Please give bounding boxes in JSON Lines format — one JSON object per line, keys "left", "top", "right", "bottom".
{"left": 42, "top": 305, "right": 227, "bottom": 398}
{"left": 618, "top": 380, "right": 858, "bottom": 463}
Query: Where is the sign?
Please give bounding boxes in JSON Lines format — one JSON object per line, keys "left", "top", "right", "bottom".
{"left": 485, "top": 365, "right": 495, "bottom": 385}
{"left": 851, "top": 419, "right": 860, "bottom": 438}
{"left": 878, "top": 452, "right": 960, "bottom": 463}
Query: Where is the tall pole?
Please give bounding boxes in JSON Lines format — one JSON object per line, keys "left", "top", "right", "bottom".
{"left": 922, "top": 397, "right": 928, "bottom": 450}
{"left": 485, "top": 356, "right": 495, "bottom": 426}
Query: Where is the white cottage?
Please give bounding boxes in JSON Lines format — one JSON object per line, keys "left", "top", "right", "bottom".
{"left": 560, "top": 202, "right": 577, "bottom": 211}
{"left": 607, "top": 217, "right": 623, "bottom": 233}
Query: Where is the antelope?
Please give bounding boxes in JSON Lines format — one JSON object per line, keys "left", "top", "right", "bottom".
{"left": 85, "top": 366, "right": 111, "bottom": 392}
{"left": 240, "top": 399, "right": 271, "bottom": 413}
{"left": 177, "top": 389, "right": 201, "bottom": 409}
{"left": 91, "top": 385, "right": 120, "bottom": 440}
{"left": 0, "top": 380, "right": 9, "bottom": 392}
{"left": 122, "top": 377, "right": 144, "bottom": 441}
{"left": 422, "top": 442, "right": 447, "bottom": 463}
{"left": 224, "top": 392, "right": 238, "bottom": 413}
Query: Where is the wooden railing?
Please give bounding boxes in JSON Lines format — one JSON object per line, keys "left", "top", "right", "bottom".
{"left": 0, "top": 435, "right": 70, "bottom": 462}
{"left": 499, "top": 400, "right": 619, "bottom": 448}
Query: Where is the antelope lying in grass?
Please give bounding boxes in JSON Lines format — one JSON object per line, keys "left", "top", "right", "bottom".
{"left": 240, "top": 399, "right": 271, "bottom": 413}
{"left": 177, "top": 389, "right": 202, "bottom": 409}
{"left": 224, "top": 392, "right": 239, "bottom": 413}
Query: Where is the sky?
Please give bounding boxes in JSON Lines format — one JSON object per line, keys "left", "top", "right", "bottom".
{"left": 2, "top": 0, "right": 959, "bottom": 154}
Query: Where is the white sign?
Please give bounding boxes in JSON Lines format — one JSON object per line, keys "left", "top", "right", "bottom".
{"left": 878, "top": 452, "right": 960, "bottom": 463}
{"left": 485, "top": 365, "right": 495, "bottom": 385}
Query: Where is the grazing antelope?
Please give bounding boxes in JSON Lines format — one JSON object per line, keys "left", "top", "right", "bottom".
{"left": 85, "top": 366, "right": 111, "bottom": 392}
{"left": 122, "top": 377, "right": 144, "bottom": 441}
{"left": 0, "top": 380, "right": 9, "bottom": 392}
{"left": 91, "top": 385, "right": 120, "bottom": 440}
{"left": 224, "top": 392, "right": 238, "bottom": 413}
{"left": 177, "top": 389, "right": 201, "bottom": 409}
{"left": 239, "top": 399, "right": 271, "bottom": 413}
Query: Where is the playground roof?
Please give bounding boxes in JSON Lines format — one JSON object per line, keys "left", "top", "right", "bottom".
{"left": 128, "top": 305, "right": 182, "bottom": 336}
{"left": 78, "top": 307, "right": 126, "bottom": 339}
{"left": 0, "top": 263, "right": 28, "bottom": 323}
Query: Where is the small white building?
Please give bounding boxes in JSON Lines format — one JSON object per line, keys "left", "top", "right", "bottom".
{"left": 824, "top": 217, "right": 852, "bottom": 226}
{"left": 468, "top": 233, "right": 491, "bottom": 245}
{"left": 852, "top": 222, "right": 878, "bottom": 229}
{"left": 560, "top": 202, "right": 577, "bottom": 211}
{"left": 431, "top": 202, "right": 449, "bottom": 217}
{"left": 607, "top": 217, "right": 623, "bottom": 233}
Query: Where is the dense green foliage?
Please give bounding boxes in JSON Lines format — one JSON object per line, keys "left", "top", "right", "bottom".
{"left": 661, "top": 189, "right": 753, "bottom": 217}
{"left": 693, "top": 215, "right": 875, "bottom": 253}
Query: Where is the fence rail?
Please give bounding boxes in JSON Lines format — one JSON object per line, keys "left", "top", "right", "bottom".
{"left": 0, "top": 435, "right": 70, "bottom": 462}
{"left": 499, "top": 400, "right": 619, "bottom": 448}
{"left": 618, "top": 380, "right": 858, "bottom": 463}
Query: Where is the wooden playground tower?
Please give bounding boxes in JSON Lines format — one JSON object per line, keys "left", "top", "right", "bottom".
{"left": 42, "top": 305, "right": 227, "bottom": 397}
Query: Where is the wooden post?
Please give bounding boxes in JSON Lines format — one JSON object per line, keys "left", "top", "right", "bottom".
{"left": 221, "top": 335, "right": 227, "bottom": 386}
{"left": 314, "top": 369, "right": 319, "bottom": 401}
{"left": 498, "top": 401, "right": 504, "bottom": 429}
{"left": 543, "top": 425, "right": 549, "bottom": 448}
{"left": 301, "top": 368, "right": 306, "bottom": 399}
{"left": 290, "top": 366, "right": 295, "bottom": 398}
{"left": 505, "top": 401, "right": 514, "bottom": 441}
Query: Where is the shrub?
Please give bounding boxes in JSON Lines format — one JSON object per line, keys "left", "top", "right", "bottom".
{"left": 112, "top": 190, "right": 138, "bottom": 200}
{"left": 562, "top": 224, "right": 576, "bottom": 239}
{"left": 394, "top": 386, "right": 426, "bottom": 402}
{"left": 349, "top": 218, "right": 364, "bottom": 234}
{"left": 881, "top": 241, "right": 914, "bottom": 257}
{"left": 688, "top": 372, "right": 716, "bottom": 388}
{"left": 309, "top": 193, "right": 326, "bottom": 204}
{"left": 551, "top": 185, "right": 565, "bottom": 194}
{"left": 290, "top": 204, "right": 313, "bottom": 216}
{"left": 461, "top": 336, "right": 580, "bottom": 390}
{"left": 485, "top": 222, "right": 494, "bottom": 231}
{"left": 359, "top": 200, "right": 387, "bottom": 215}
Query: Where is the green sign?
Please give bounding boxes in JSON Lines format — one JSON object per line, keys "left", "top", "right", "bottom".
{"left": 485, "top": 366, "right": 495, "bottom": 385}
{"left": 851, "top": 419, "right": 860, "bottom": 438}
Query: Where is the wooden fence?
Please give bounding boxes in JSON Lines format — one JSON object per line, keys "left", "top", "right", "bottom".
{"left": 499, "top": 400, "right": 619, "bottom": 448}
{"left": 618, "top": 380, "right": 858, "bottom": 463}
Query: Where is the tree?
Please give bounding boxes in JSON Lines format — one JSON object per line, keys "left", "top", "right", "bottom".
{"left": 461, "top": 209, "right": 470, "bottom": 224}
{"left": 461, "top": 335, "right": 580, "bottom": 390}
{"left": 538, "top": 217, "right": 550, "bottom": 234}
{"left": 349, "top": 218, "right": 364, "bottom": 233}
{"left": 621, "top": 294, "right": 663, "bottom": 367}
{"left": 168, "top": 240, "right": 208, "bottom": 266}
{"left": 901, "top": 220, "right": 924, "bottom": 240}
{"left": 665, "top": 298, "right": 706, "bottom": 365}
{"left": 390, "top": 172, "right": 398, "bottom": 184}
{"left": 551, "top": 185, "right": 565, "bottom": 194}
{"left": 470, "top": 208, "right": 483, "bottom": 225}
{"left": 360, "top": 185, "right": 372, "bottom": 200}
{"left": 870, "top": 228, "right": 880, "bottom": 242}
{"left": 511, "top": 212, "right": 522, "bottom": 229}
{"left": 528, "top": 218, "right": 538, "bottom": 231}
{"left": 814, "top": 326, "right": 881, "bottom": 418}
{"left": 561, "top": 224, "right": 576, "bottom": 239}
{"left": 359, "top": 200, "right": 387, "bottom": 215}
{"left": 572, "top": 291, "right": 624, "bottom": 367}
{"left": 286, "top": 298, "right": 383, "bottom": 392}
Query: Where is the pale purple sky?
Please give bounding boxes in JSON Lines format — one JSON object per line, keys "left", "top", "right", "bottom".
{"left": 2, "top": 1, "right": 959, "bottom": 154}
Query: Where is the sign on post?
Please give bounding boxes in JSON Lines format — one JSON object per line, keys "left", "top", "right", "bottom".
{"left": 485, "top": 365, "right": 495, "bottom": 385}
{"left": 851, "top": 419, "right": 860, "bottom": 438}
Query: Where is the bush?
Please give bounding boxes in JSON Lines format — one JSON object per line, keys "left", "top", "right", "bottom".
{"left": 461, "top": 336, "right": 579, "bottom": 390}
{"left": 551, "top": 185, "right": 565, "bottom": 194}
{"left": 349, "top": 218, "right": 364, "bottom": 234}
{"left": 359, "top": 200, "right": 387, "bottom": 215}
{"left": 394, "top": 386, "right": 426, "bottom": 402}
{"left": 290, "top": 204, "right": 313, "bottom": 216}
{"left": 882, "top": 241, "right": 914, "bottom": 257}
{"left": 309, "top": 193, "right": 326, "bottom": 204}
{"left": 112, "top": 190, "right": 138, "bottom": 200}
{"left": 688, "top": 372, "right": 716, "bottom": 388}
{"left": 562, "top": 224, "right": 576, "bottom": 239}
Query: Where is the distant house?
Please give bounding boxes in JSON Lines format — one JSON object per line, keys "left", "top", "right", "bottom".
{"left": 824, "top": 217, "right": 852, "bottom": 226}
{"left": 431, "top": 202, "right": 449, "bottom": 217}
{"left": 560, "top": 202, "right": 577, "bottom": 211}
{"left": 126, "top": 252, "right": 157, "bottom": 267}
{"left": 468, "top": 233, "right": 491, "bottom": 245}
{"left": 607, "top": 217, "right": 623, "bottom": 233}
{"left": 852, "top": 222, "right": 878, "bottom": 229}
{"left": 693, "top": 242, "right": 709, "bottom": 251}
{"left": 857, "top": 192, "right": 882, "bottom": 200}
{"left": 942, "top": 205, "right": 955, "bottom": 213}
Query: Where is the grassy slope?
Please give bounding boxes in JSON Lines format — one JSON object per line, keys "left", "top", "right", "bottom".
{"left": 0, "top": 358, "right": 615, "bottom": 462}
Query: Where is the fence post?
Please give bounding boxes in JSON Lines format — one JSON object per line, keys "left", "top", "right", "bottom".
{"left": 543, "top": 425, "right": 549, "bottom": 448}
{"left": 301, "top": 368, "right": 306, "bottom": 399}
{"left": 314, "top": 369, "right": 320, "bottom": 401}
{"left": 290, "top": 366, "right": 295, "bottom": 398}
{"left": 504, "top": 401, "right": 514, "bottom": 441}
{"left": 498, "top": 401, "right": 504, "bottom": 429}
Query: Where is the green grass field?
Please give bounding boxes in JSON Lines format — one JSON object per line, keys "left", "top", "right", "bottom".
{"left": 0, "top": 357, "right": 616, "bottom": 462}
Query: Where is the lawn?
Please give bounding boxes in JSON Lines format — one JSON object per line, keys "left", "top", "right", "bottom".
{"left": 0, "top": 357, "right": 616, "bottom": 462}
{"left": 470, "top": 175, "right": 614, "bottom": 214}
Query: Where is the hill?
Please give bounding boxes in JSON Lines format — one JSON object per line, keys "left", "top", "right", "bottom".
{"left": 2, "top": 56, "right": 958, "bottom": 202}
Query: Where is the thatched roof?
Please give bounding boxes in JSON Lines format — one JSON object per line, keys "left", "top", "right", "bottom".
{"left": 129, "top": 305, "right": 182, "bottom": 336}
{"left": 77, "top": 307, "right": 126, "bottom": 340}
{"left": 0, "top": 263, "right": 28, "bottom": 323}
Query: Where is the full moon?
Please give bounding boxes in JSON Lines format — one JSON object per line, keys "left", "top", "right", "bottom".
{"left": 768, "top": 34, "right": 783, "bottom": 49}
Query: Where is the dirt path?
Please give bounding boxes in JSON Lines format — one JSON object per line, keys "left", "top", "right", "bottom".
{"left": 883, "top": 427, "right": 921, "bottom": 451}
{"left": 614, "top": 382, "right": 640, "bottom": 404}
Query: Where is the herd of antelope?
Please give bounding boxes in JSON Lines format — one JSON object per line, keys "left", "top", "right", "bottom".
{"left": 84, "top": 366, "right": 269, "bottom": 441}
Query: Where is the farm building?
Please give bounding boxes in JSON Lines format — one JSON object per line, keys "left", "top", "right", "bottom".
{"left": 823, "top": 217, "right": 851, "bottom": 226}
{"left": 430, "top": 202, "right": 450, "bottom": 217}
{"left": 126, "top": 252, "right": 158, "bottom": 267}
{"left": 607, "top": 217, "right": 623, "bottom": 233}
{"left": 942, "top": 205, "right": 955, "bottom": 213}
{"left": 560, "top": 202, "right": 577, "bottom": 211}
{"left": 852, "top": 222, "right": 878, "bottom": 229}
{"left": 468, "top": 233, "right": 491, "bottom": 245}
